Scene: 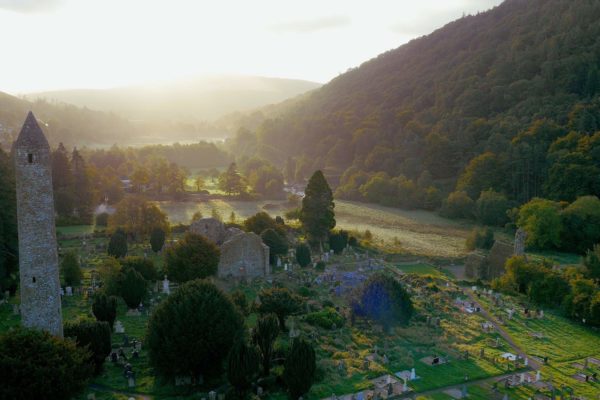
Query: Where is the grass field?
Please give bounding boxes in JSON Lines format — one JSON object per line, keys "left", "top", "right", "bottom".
{"left": 475, "top": 293, "right": 600, "bottom": 398}
{"left": 156, "top": 199, "right": 474, "bottom": 258}
{"left": 56, "top": 225, "right": 97, "bottom": 236}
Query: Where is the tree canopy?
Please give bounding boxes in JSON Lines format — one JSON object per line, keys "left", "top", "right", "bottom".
{"left": 146, "top": 280, "right": 244, "bottom": 380}
{"left": 300, "top": 170, "right": 335, "bottom": 245}
{"left": 164, "top": 233, "right": 220, "bottom": 282}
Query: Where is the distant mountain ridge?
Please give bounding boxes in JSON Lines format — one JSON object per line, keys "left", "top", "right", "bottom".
{"left": 27, "top": 75, "right": 321, "bottom": 122}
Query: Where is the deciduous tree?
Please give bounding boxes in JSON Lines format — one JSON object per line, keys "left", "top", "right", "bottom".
{"left": 164, "top": 233, "right": 220, "bottom": 282}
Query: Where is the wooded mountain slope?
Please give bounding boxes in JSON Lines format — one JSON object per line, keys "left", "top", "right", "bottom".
{"left": 237, "top": 0, "right": 600, "bottom": 205}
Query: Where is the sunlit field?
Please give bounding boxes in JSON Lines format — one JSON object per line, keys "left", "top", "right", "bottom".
{"left": 156, "top": 200, "right": 474, "bottom": 258}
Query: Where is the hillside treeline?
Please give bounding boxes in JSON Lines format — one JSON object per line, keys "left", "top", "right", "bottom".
{"left": 230, "top": 0, "right": 600, "bottom": 215}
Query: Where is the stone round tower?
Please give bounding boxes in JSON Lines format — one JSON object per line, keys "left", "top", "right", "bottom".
{"left": 14, "top": 111, "right": 63, "bottom": 337}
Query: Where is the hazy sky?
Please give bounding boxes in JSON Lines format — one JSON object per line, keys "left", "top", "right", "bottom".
{"left": 0, "top": 0, "right": 502, "bottom": 93}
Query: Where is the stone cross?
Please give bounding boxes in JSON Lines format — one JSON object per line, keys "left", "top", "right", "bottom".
{"left": 514, "top": 228, "right": 527, "bottom": 256}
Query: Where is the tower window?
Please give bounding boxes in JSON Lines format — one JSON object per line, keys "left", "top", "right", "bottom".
{"left": 27, "top": 154, "right": 33, "bottom": 163}
{"left": 32, "top": 276, "right": 36, "bottom": 283}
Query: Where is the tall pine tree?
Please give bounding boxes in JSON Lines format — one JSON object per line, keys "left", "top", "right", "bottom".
{"left": 52, "top": 143, "right": 74, "bottom": 217}
{"left": 300, "top": 170, "right": 335, "bottom": 247}
{"left": 218, "top": 162, "right": 246, "bottom": 196}
{"left": 0, "top": 149, "right": 18, "bottom": 293}
{"left": 71, "top": 148, "right": 94, "bottom": 224}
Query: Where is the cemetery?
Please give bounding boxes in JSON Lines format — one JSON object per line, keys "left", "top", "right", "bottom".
{"left": 2, "top": 216, "right": 600, "bottom": 400}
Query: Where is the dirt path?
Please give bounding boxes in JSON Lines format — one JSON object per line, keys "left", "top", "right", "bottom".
{"left": 464, "top": 289, "right": 541, "bottom": 370}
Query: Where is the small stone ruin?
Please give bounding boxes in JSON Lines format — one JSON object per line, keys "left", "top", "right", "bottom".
{"left": 188, "top": 218, "right": 270, "bottom": 279}
{"left": 218, "top": 232, "right": 270, "bottom": 279}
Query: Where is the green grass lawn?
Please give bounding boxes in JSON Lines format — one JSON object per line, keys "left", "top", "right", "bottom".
{"left": 527, "top": 250, "right": 582, "bottom": 266}
{"left": 476, "top": 293, "right": 600, "bottom": 398}
{"left": 56, "top": 225, "right": 96, "bottom": 236}
{"left": 395, "top": 263, "right": 448, "bottom": 278}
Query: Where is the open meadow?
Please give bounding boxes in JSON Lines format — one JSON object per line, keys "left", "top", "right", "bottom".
{"left": 156, "top": 200, "right": 476, "bottom": 259}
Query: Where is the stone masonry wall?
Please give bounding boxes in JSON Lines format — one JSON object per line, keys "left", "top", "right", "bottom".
{"left": 15, "top": 136, "right": 63, "bottom": 337}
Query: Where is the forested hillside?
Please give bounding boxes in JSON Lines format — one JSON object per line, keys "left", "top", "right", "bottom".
{"left": 0, "top": 92, "right": 229, "bottom": 148}
{"left": 0, "top": 91, "right": 139, "bottom": 148}
{"left": 233, "top": 0, "right": 600, "bottom": 207}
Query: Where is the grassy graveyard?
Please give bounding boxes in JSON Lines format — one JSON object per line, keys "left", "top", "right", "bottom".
{"left": 1, "top": 201, "right": 597, "bottom": 400}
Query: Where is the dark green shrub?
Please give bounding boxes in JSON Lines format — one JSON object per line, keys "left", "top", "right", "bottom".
{"left": 61, "top": 251, "right": 83, "bottom": 287}
{"left": 146, "top": 280, "right": 244, "bottom": 380}
{"left": 64, "top": 318, "right": 112, "bottom": 374}
{"left": 121, "top": 256, "right": 158, "bottom": 281}
{"left": 164, "top": 233, "right": 220, "bottom": 282}
{"left": 252, "top": 313, "right": 280, "bottom": 376}
{"left": 107, "top": 228, "right": 128, "bottom": 258}
{"left": 329, "top": 230, "right": 349, "bottom": 254}
{"left": 283, "top": 337, "right": 316, "bottom": 399}
{"left": 92, "top": 292, "right": 118, "bottom": 329}
{"left": 150, "top": 227, "right": 166, "bottom": 253}
{"left": 305, "top": 307, "right": 345, "bottom": 329}
{"left": 227, "top": 339, "right": 260, "bottom": 398}
{"left": 0, "top": 327, "right": 93, "bottom": 400}
{"left": 120, "top": 268, "right": 147, "bottom": 309}
{"left": 296, "top": 243, "right": 311, "bottom": 267}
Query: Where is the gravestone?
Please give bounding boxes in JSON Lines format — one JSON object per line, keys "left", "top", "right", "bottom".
{"left": 114, "top": 320, "right": 125, "bottom": 334}
{"left": 126, "top": 371, "right": 135, "bottom": 388}
{"left": 209, "top": 391, "right": 217, "bottom": 400}
{"left": 162, "top": 275, "right": 170, "bottom": 294}
{"left": 65, "top": 286, "right": 73, "bottom": 296}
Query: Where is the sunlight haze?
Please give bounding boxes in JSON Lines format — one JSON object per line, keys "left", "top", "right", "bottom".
{"left": 0, "top": 0, "right": 501, "bottom": 93}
